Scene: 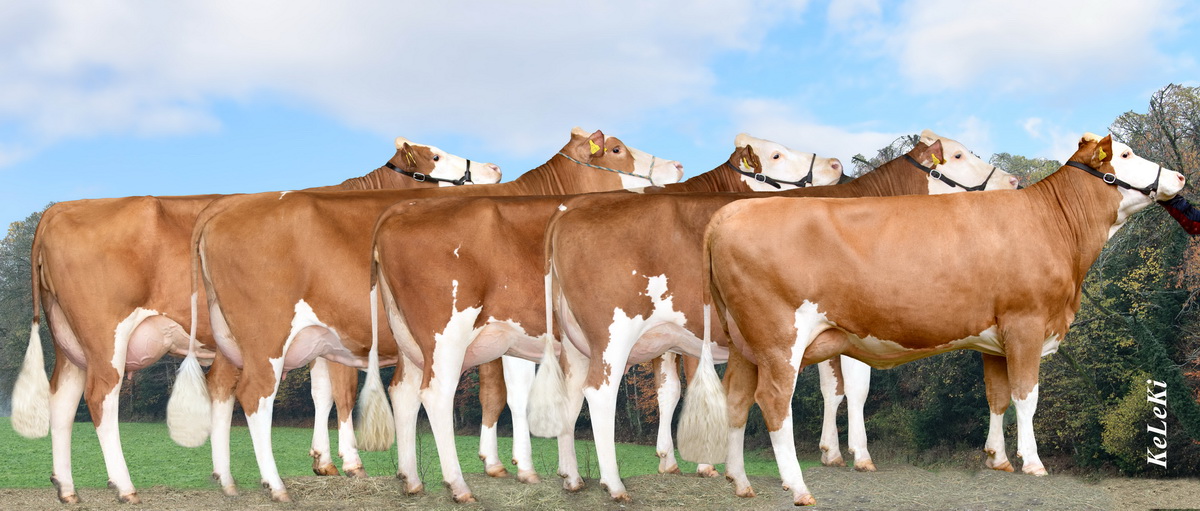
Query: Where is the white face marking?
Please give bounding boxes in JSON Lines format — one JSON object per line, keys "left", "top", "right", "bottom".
{"left": 416, "top": 143, "right": 501, "bottom": 185}
{"left": 1105, "top": 139, "right": 1185, "bottom": 239}
{"left": 919, "top": 130, "right": 1018, "bottom": 195}
{"left": 627, "top": 146, "right": 683, "bottom": 187}
{"left": 733, "top": 133, "right": 843, "bottom": 191}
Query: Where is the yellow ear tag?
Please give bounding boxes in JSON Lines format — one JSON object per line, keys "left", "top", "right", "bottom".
{"left": 1097, "top": 147, "right": 1107, "bottom": 161}
{"left": 404, "top": 150, "right": 417, "bottom": 167}
{"left": 589, "top": 140, "right": 601, "bottom": 154}
{"left": 741, "top": 157, "right": 751, "bottom": 170}
{"left": 930, "top": 154, "right": 942, "bottom": 166}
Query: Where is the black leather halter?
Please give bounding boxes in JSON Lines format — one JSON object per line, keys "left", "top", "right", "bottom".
{"left": 1065, "top": 160, "right": 1162, "bottom": 199}
{"left": 726, "top": 152, "right": 817, "bottom": 189}
{"left": 385, "top": 159, "right": 473, "bottom": 186}
{"left": 903, "top": 154, "right": 997, "bottom": 192}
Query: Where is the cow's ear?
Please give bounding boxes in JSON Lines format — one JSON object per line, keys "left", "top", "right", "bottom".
{"left": 743, "top": 144, "right": 761, "bottom": 172}
{"left": 398, "top": 142, "right": 418, "bottom": 170}
{"left": 919, "top": 129, "right": 938, "bottom": 146}
{"left": 927, "top": 140, "right": 945, "bottom": 167}
{"left": 1096, "top": 134, "right": 1114, "bottom": 163}
{"left": 587, "top": 129, "right": 605, "bottom": 156}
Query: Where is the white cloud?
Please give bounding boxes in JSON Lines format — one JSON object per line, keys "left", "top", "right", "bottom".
{"left": 1023, "top": 117, "right": 1044, "bottom": 139}
{"left": 731, "top": 98, "right": 902, "bottom": 166}
{"left": 0, "top": 0, "right": 810, "bottom": 161}
{"left": 887, "top": 0, "right": 1183, "bottom": 93}
{"left": 827, "top": 0, "right": 881, "bottom": 27}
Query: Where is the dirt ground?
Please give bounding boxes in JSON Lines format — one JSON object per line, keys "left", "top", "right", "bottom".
{"left": 2, "top": 464, "right": 1197, "bottom": 510}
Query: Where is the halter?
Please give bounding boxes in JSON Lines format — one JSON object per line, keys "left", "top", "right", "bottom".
{"left": 556, "top": 151, "right": 658, "bottom": 186}
{"left": 725, "top": 152, "right": 817, "bottom": 189}
{"left": 385, "top": 159, "right": 473, "bottom": 186}
{"left": 1065, "top": 160, "right": 1162, "bottom": 199}
{"left": 904, "top": 154, "right": 997, "bottom": 192}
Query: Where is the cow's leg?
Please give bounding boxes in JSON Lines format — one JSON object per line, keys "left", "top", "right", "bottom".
{"left": 328, "top": 361, "right": 365, "bottom": 477}
{"left": 678, "top": 354, "right": 718, "bottom": 478}
{"left": 722, "top": 344, "right": 758, "bottom": 498}
{"left": 816, "top": 358, "right": 845, "bottom": 467}
{"left": 49, "top": 349, "right": 85, "bottom": 504}
{"left": 477, "top": 358, "right": 508, "bottom": 478}
{"left": 86, "top": 314, "right": 142, "bottom": 504}
{"left": 206, "top": 352, "right": 240, "bottom": 496}
{"left": 390, "top": 356, "right": 423, "bottom": 494}
{"left": 501, "top": 355, "right": 539, "bottom": 483}
{"left": 1003, "top": 336, "right": 1046, "bottom": 476}
{"left": 582, "top": 343, "right": 634, "bottom": 501}
{"left": 756, "top": 352, "right": 813, "bottom": 506}
{"left": 420, "top": 340, "right": 476, "bottom": 502}
{"left": 237, "top": 352, "right": 290, "bottom": 501}
{"left": 652, "top": 353, "right": 683, "bottom": 475}
{"left": 981, "top": 353, "right": 1014, "bottom": 472}
{"left": 557, "top": 335, "right": 588, "bottom": 492}
{"left": 308, "top": 358, "right": 339, "bottom": 476}
{"left": 841, "top": 356, "right": 874, "bottom": 471}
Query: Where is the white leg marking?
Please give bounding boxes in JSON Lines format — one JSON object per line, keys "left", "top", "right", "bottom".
{"left": 309, "top": 358, "right": 335, "bottom": 473}
{"left": 390, "top": 357, "right": 424, "bottom": 493}
{"left": 725, "top": 426, "right": 753, "bottom": 495}
{"left": 210, "top": 396, "right": 238, "bottom": 495}
{"left": 337, "top": 417, "right": 363, "bottom": 474}
{"left": 419, "top": 299, "right": 482, "bottom": 500}
{"left": 557, "top": 334, "right": 588, "bottom": 491}
{"left": 655, "top": 353, "right": 681, "bottom": 474}
{"left": 49, "top": 360, "right": 85, "bottom": 502}
{"left": 817, "top": 360, "right": 844, "bottom": 466}
{"left": 770, "top": 413, "right": 812, "bottom": 504}
{"left": 479, "top": 424, "right": 501, "bottom": 473}
{"left": 842, "top": 356, "right": 874, "bottom": 471}
{"left": 502, "top": 356, "right": 538, "bottom": 482}
{"left": 1014, "top": 384, "right": 1046, "bottom": 475}
{"left": 984, "top": 411, "right": 1012, "bottom": 471}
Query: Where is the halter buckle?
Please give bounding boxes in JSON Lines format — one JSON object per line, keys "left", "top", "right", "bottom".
{"left": 1103, "top": 173, "right": 1116, "bottom": 184}
{"left": 754, "top": 173, "right": 767, "bottom": 183}
{"left": 412, "top": 172, "right": 427, "bottom": 182}
{"left": 929, "top": 169, "right": 943, "bottom": 181}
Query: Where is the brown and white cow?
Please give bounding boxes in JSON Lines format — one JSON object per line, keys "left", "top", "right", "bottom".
{"left": 538, "top": 131, "right": 1017, "bottom": 501}
{"left": 683, "top": 134, "right": 1184, "bottom": 505}
{"left": 367, "top": 134, "right": 833, "bottom": 502}
{"left": 9, "top": 138, "right": 495, "bottom": 504}
{"left": 169, "top": 128, "right": 681, "bottom": 502}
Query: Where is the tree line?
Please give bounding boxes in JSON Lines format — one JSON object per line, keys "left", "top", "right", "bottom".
{"left": 2, "top": 83, "right": 1197, "bottom": 476}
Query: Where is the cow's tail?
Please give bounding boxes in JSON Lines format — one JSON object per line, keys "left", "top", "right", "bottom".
{"left": 526, "top": 220, "right": 566, "bottom": 438}
{"left": 11, "top": 225, "right": 50, "bottom": 438}
{"left": 355, "top": 259, "right": 395, "bottom": 452}
{"left": 166, "top": 214, "right": 214, "bottom": 447}
{"left": 676, "top": 212, "right": 730, "bottom": 464}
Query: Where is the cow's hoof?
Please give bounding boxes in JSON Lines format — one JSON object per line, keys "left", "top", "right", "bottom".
{"left": 453, "top": 492, "right": 476, "bottom": 504}
{"left": 118, "top": 492, "right": 141, "bottom": 504}
{"left": 485, "top": 463, "right": 509, "bottom": 478}
{"left": 402, "top": 480, "right": 424, "bottom": 495}
{"left": 658, "top": 464, "right": 682, "bottom": 475}
{"left": 696, "top": 465, "right": 720, "bottom": 478}
{"left": 346, "top": 466, "right": 368, "bottom": 478}
{"left": 854, "top": 459, "right": 876, "bottom": 472}
{"left": 517, "top": 469, "right": 540, "bottom": 484}
{"left": 562, "top": 478, "right": 585, "bottom": 492}
{"left": 734, "top": 485, "right": 756, "bottom": 498}
{"left": 269, "top": 489, "right": 291, "bottom": 502}
{"left": 822, "top": 455, "right": 845, "bottom": 467}
{"left": 222, "top": 485, "right": 238, "bottom": 497}
{"left": 58, "top": 493, "right": 79, "bottom": 504}
{"left": 988, "top": 460, "right": 1014, "bottom": 472}
{"left": 795, "top": 493, "right": 816, "bottom": 506}
{"left": 611, "top": 492, "right": 632, "bottom": 502}
{"left": 1023, "top": 463, "right": 1048, "bottom": 476}
{"left": 313, "top": 462, "right": 339, "bottom": 476}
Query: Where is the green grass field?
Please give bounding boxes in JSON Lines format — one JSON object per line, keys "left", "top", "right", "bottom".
{"left": 0, "top": 417, "right": 800, "bottom": 490}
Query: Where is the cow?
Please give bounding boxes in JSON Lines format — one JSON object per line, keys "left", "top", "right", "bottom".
{"left": 682, "top": 134, "right": 1184, "bottom": 506}
{"left": 9, "top": 138, "right": 496, "bottom": 504}
{"left": 366, "top": 134, "right": 840, "bottom": 502}
{"left": 537, "top": 131, "right": 1018, "bottom": 501}
{"left": 168, "top": 127, "right": 682, "bottom": 502}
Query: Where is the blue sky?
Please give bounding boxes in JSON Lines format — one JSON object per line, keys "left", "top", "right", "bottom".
{"left": 1, "top": 0, "right": 1197, "bottom": 228}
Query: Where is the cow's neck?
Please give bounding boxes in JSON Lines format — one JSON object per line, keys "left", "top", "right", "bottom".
{"left": 316, "top": 166, "right": 432, "bottom": 191}
{"left": 1026, "top": 165, "right": 1124, "bottom": 274}
{"left": 495, "top": 155, "right": 626, "bottom": 196}
{"left": 763, "top": 155, "right": 927, "bottom": 200}
{"left": 663, "top": 163, "right": 755, "bottom": 193}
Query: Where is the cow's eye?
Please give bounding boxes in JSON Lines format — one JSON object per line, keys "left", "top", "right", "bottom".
{"left": 1122, "top": 152, "right": 1131, "bottom": 158}
{"left": 612, "top": 147, "right": 621, "bottom": 154}
{"left": 432, "top": 154, "right": 440, "bottom": 162}
{"left": 954, "top": 152, "right": 963, "bottom": 159}
{"left": 772, "top": 153, "right": 781, "bottom": 160}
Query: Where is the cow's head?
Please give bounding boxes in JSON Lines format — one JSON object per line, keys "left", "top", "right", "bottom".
{"left": 565, "top": 127, "right": 684, "bottom": 188}
{"left": 393, "top": 137, "right": 502, "bottom": 186}
{"left": 1073, "top": 133, "right": 1185, "bottom": 237}
{"left": 917, "top": 130, "right": 1019, "bottom": 194}
{"left": 731, "top": 133, "right": 843, "bottom": 191}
